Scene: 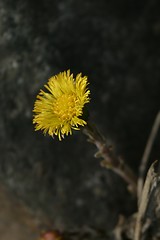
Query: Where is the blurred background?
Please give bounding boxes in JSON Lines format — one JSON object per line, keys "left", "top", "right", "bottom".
{"left": 1, "top": 0, "right": 160, "bottom": 239}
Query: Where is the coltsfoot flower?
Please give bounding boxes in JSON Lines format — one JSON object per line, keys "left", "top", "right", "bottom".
{"left": 33, "top": 70, "right": 90, "bottom": 140}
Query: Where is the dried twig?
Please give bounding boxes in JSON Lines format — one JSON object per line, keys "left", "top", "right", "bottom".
{"left": 138, "top": 111, "right": 160, "bottom": 201}
{"left": 134, "top": 160, "right": 160, "bottom": 240}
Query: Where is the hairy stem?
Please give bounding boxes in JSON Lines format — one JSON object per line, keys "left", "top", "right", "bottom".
{"left": 83, "top": 122, "right": 137, "bottom": 196}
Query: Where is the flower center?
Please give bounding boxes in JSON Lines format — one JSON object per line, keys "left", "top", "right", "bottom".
{"left": 53, "top": 94, "right": 77, "bottom": 121}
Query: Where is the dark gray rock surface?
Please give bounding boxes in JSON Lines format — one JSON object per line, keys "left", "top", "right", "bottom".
{"left": 1, "top": 0, "right": 160, "bottom": 234}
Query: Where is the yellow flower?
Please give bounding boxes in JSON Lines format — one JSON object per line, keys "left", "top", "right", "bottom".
{"left": 33, "top": 70, "right": 90, "bottom": 140}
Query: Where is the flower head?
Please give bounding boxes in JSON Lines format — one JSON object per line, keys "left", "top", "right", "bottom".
{"left": 33, "top": 70, "right": 90, "bottom": 140}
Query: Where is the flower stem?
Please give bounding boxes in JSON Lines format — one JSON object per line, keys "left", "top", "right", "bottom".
{"left": 83, "top": 122, "right": 137, "bottom": 196}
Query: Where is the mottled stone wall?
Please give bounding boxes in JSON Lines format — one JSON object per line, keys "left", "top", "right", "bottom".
{"left": 1, "top": 0, "right": 160, "bottom": 231}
